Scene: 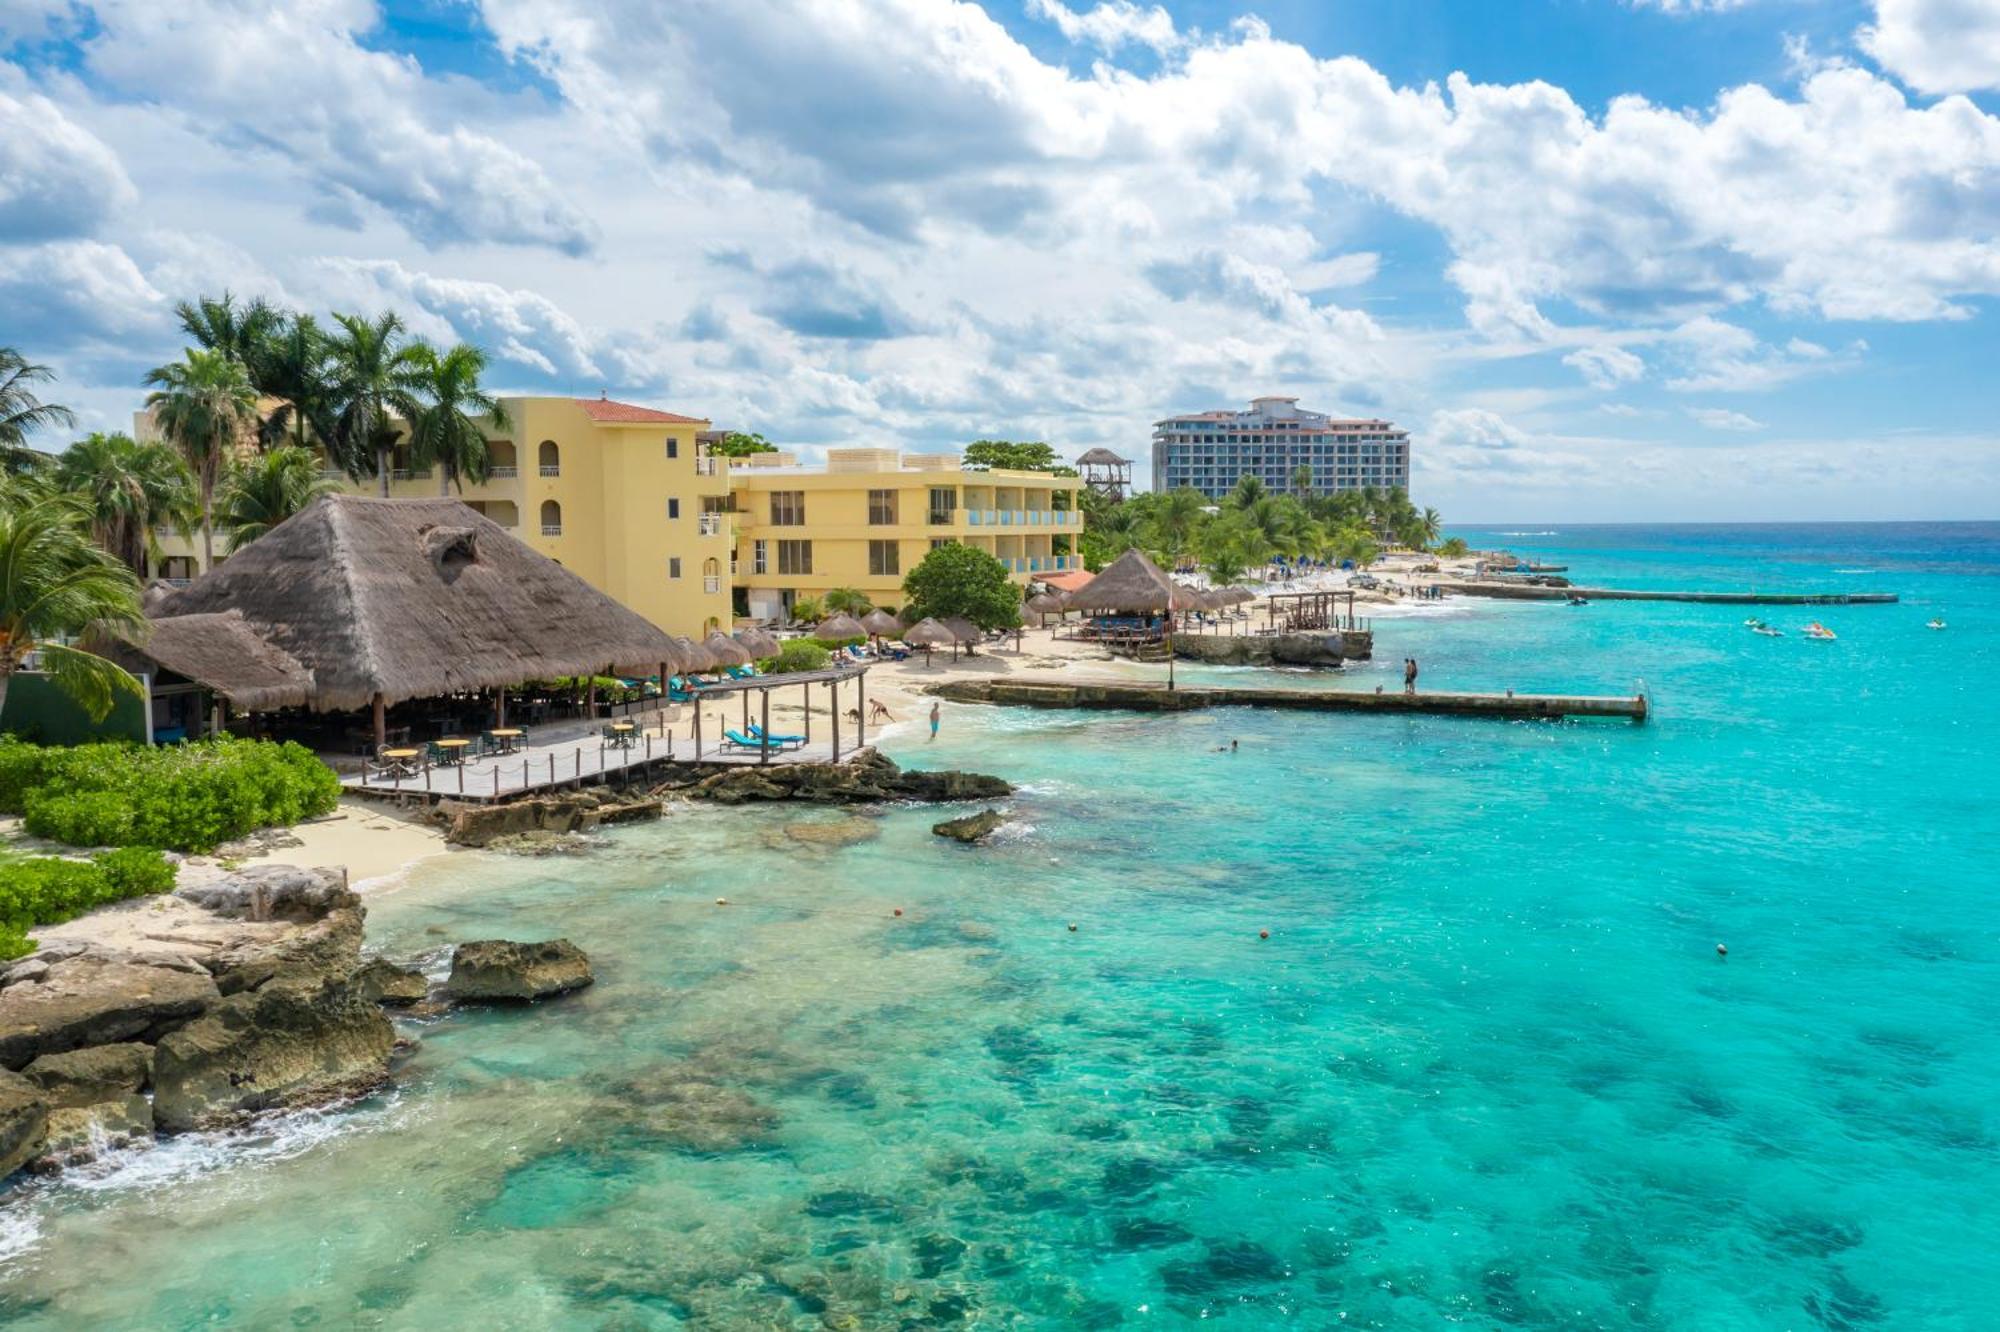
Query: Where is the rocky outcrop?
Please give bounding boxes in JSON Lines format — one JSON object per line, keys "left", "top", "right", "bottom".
{"left": 352, "top": 958, "right": 428, "bottom": 1007}
{"left": 175, "top": 864, "right": 355, "bottom": 923}
{"left": 151, "top": 969, "right": 396, "bottom": 1132}
{"left": 192, "top": 867, "right": 366, "bottom": 996}
{"left": 663, "top": 750, "right": 1012, "bottom": 806}
{"left": 444, "top": 940, "right": 593, "bottom": 1003}
{"left": 1169, "top": 632, "right": 1346, "bottom": 668}
{"left": 0, "top": 952, "right": 220, "bottom": 1070}
{"left": 25, "top": 1044, "right": 155, "bottom": 1162}
{"left": 776, "top": 816, "right": 880, "bottom": 849}
{"left": 442, "top": 794, "right": 662, "bottom": 848}
{"left": 0, "top": 1069, "right": 48, "bottom": 1177}
{"left": 932, "top": 809, "right": 1005, "bottom": 843}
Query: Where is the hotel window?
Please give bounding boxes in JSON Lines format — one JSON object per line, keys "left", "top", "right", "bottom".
{"left": 930, "top": 538, "right": 955, "bottom": 551}
{"left": 928, "top": 487, "right": 957, "bottom": 525}
{"left": 868, "top": 540, "right": 899, "bottom": 576}
{"left": 752, "top": 539, "right": 768, "bottom": 574}
{"left": 868, "top": 489, "right": 898, "bottom": 525}
{"left": 668, "top": 557, "right": 682, "bottom": 579}
{"left": 777, "top": 539, "right": 812, "bottom": 575}
{"left": 769, "top": 491, "right": 806, "bottom": 526}
{"left": 667, "top": 497, "right": 680, "bottom": 519}
{"left": 665, "top": 438, "right": 679, "bottom": 460}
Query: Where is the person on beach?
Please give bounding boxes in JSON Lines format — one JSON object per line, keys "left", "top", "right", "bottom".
{"left": 870, "top": 700, "right": 894, "bottom": 723}
{"left": 929, "top": 701, "right": 941, "bottom": 740}
{"left": 1404, "top": 657, "right": 1419, "bottom": 694}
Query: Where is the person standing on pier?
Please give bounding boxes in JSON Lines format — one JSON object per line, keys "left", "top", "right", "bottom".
{"left": 1405, "top": 658, "right": 1419, "bottom": 694}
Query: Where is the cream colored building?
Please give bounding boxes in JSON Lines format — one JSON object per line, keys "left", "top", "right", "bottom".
{"left": 148, "top": 396, "right": 735, "bottom": 638}
{"left": 729, "top": 448, "right": 1081, "bottom": 621}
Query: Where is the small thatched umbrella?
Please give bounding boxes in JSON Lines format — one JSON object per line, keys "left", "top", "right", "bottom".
{"left": 1025, "top": 591, "right": 1066, "bottom": 627}
{"left": 859, "top": 608, "right": 901, "bottom": 648}
{"left": 814, "top": 612, "right": 867, "bottom": 644}
{"left": 733, "top": 626, "right": 781, "bottom": 658}
{"left": 704, "top": 631, "right": 752, "bottom": 668}
{"left": 902, "top": 616, "right": 955, "bottom": 668}
{"left": 940, "top": 616, "right": 983, "bottom": 660}
{"left": 673, "top": 635, "right": 717, "bottom": 675}
{"left": 1062, "top": 548, "right": 1204, "bottom": 688}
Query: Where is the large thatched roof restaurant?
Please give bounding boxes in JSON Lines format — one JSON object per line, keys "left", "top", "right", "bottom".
{"left": 130, "top": 496, "right": 690, "bottom": 752}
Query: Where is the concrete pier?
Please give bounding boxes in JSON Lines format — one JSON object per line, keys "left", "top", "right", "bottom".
{"left": 1439, "top": 582, "right": 1897, "bottom": 606}
{"left": 932, "top": 678, "right": 1648, "bottom": 722}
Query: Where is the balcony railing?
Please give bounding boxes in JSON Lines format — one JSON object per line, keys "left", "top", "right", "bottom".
{"left": 539, "top": 464, "right": 561, "bottom": 477}
{"left": 541, "top": 524, "right": 563, "bottom": 536}
{"left": 488, "top": 465, "right": 518, "bottom": 479}
{"left": 928, "top": 510, "right": 955, "bottom": 525}
{"left": 694, "top": 457, "right": 718, "bottom": 476}
{"left": 391, "top": 468, "right": 433, "bottom": 481}
{"left": 703, "top": 576, "right": 722, "bottom": 594}
{"left": 697, "top": 514, "right": 723, "bottom": 536}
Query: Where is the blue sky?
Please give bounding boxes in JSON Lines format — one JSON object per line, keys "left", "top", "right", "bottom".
{"left": 2, "top": 0, "right": 1997, "bottom": 520}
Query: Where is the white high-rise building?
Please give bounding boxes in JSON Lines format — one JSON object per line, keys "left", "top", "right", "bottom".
{"left": 1151, "top": 397, "right": 1411, "bottom": 498}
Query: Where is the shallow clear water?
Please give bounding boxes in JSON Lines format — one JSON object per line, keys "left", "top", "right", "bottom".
{"left": 3, "top": 523, "right": 1996, "bottom": 1329}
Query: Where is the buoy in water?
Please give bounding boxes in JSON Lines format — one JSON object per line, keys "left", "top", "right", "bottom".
{"left": 1259, "top": 930, "right": 1270, "bottom": 940}
{"left": 715, "top": 897, "right": 728, "bottom": 906}
{"left": 893, "top": 907, "right": 903, "bottom": 917}
{"left": 1716, "top": 943, "right": 1728, "bottom": 956}
{"left": 1067, "top": 922, "right": 1078, "bottom": 932}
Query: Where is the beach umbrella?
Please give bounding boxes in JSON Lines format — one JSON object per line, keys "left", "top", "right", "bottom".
{"left": 814, "top": 612, "right": 867, "bottom": 642}
{"left": 940, "top": 616, "right": 983, "bottom": 661}
{"left": 673, "top": 635, "right": 717, "bottom": 674}
{"left": 1061, "top": 548, "right": 1202, "bottom": 689}
{"left": 1025, "top": 591, "right": 1065, "bottom": 627}
{"left": 732, "top": 626, "right": 781, "bottom": 658}
{"left": 703, "top": 631, "right": 753, "bottom": 667}
{"left": 860, "top": 608, "right": 901, "bottom": 643}
{"left": 902, "top": 616, "right": 955, "bottom": 668}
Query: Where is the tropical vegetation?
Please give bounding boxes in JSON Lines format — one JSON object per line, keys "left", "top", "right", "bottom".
{"left": 217, "top": 446, "right": 337, "bottom": 552}
{"left": 0, "top": 846, "right": 177, "bottom": 960}
{"left": 0, "top": 482, "right": 146, "bottom": 723}
{"left": 760, "top": 639, "right": 831, "bottom": 675}
{"left": 0, "top": 348, "right": 74, "bottom": 476}
{"left": 901, "top": 543, "right": 1023, "bottom": 630}
{"left": 53, "top": 433, "right": 193, "bottom": 576}
{"left": 144, "top": 347, "right": 260, "bottom": 568}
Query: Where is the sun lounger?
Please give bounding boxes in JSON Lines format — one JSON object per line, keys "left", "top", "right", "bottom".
{"left": 722, "top": 728, "right": 801, "bottom": 753}
{"left": 748, "top": 723, "right": 807, "bottom": 746}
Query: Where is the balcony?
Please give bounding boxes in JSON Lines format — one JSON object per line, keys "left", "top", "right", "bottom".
{"left": 694, "top": 457, "right": 718, "bottom": 476}
{"left": 928, "top": 510, "right": 955, "bottom": 526}
{"left": 697, "top": 513, "right": 724, "bottom": 536}
{"left": 541, "top": 523, "right": 563, "bottom": 537}
{"left": 488, "top": 465, "right": 518, "bottom": 479}
{"left": 539, "top": 464, "right": 561, "bottom": 477}
{"left": 391, "top": 468, "right": 433, "bottom": 481}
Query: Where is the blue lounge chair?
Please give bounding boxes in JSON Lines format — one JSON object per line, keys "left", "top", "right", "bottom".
{"left": 722, "top": 728, "right": 798, "bottom": 753}
{"left": 748, "top": 723, "right": 806, "bottom": 746}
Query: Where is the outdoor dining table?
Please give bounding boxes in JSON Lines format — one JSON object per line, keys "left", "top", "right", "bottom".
{"left": 434, "top": 737, "right": 472, "bottom": 766}
{"left": 608, "top": 722, "right": 637, "bottom": 750}
{"left": 490, "top": 728, "right": 523, "bottom": 754}
{"left": 378, "top": 747, "right": 423, "bottom": 780}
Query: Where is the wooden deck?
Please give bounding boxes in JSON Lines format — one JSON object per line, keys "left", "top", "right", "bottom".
{"left": 932, "top": 677, "right": 1648, "bottom": 722}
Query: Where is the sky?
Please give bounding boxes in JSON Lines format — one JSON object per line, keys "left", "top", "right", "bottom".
{"left": 2, "top": 0, "right": 1998, "bottom": 522}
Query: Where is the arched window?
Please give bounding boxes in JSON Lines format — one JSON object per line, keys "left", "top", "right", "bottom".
{"left": 703, "top": 616, "right": 720, "bottom": 634}
{"left": 537, "top": 440, "right": 560, "bottom": 476}
{"left": 540, "top": 499, "right": 562, "bottom": 536}
{"left": 702, "top": 557, "right": 721, "bottom": 594}
{"left": 487, "top": 440, "right": 518, "bottom": 478}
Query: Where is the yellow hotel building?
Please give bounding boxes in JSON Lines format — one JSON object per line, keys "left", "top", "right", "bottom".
{"left": 147, "top": 396, "right": 735, "bottom": 638}
{"left": 729, "top": 448, "right": 1082, "bottom": 621}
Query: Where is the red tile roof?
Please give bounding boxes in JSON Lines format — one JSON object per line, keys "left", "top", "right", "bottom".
{"left": 1040, "top": 570, "right": 1095, "bottom": 592}
{"left": 574, "top": 397, "right": 708, "bottom": 425}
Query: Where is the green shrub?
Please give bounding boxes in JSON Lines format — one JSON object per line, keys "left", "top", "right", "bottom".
{"left": 0, "top": 737, "right": 338, "bottom": 853}
{"left": 0, "top": 848, "right": 175, "bottom": 936}
{"left": 0, "top": 924, "right": 32, "bottom": 962}
{"left": 0, "top": 737, "right": 54, "bottom": 813}
{"left": 23, "top": 789, "right": 134, "bottom": 847}
{"left": 760, "top": 640, "right": 831, "bottom": 675}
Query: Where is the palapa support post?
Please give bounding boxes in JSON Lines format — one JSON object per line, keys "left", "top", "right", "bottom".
{"left": 857, "top": 668, "right": 866, "bottom": 749}
{"left": 586, "top": 675, "right": 597, "bottom": 718}
{"left": 760, "top": 689, "right": 772, "bottom": 767}
{"left": 693, "top": 703, "right": 703, "bottom": 759}
{"left": 495, "top": 686, "right": 506, "bottom": 728}
{"left": 802, "top": 683, "right": 811, "bottom": 741}
{"left": 371, "top": 692, "right": 387, "bottom": 753}
{"left": 830, "top": 678, "right": 841, "bottom": 762}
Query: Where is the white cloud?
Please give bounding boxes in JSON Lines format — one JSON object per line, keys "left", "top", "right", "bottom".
{"left": 1687, "top": 405, "right": 1764, "bottom": 431}
{"left": 0, "top": 238, "right": 165, "bottom": 343}
{"left": 1563, "top": 345, "right": 1646, "bottom": 389}
{"left": 0, "top": 89, "right": 135, "bottom": 240}
{"left": 304, "top": 258, "right": 604, "bottom": 379}
{"left": 1860, "top": 0, "right": 2000, "bottom": 95}
{"left": 1028, "top": 0, "right": 1181, "bottom": 55}
{"left": 76, "top": 0, "right": 598, "bottom": 254}
{"left": 1661, "top": 315, "right": 1853, "bottom": 391}
{"left": 1626, "top": 0, "right": 1750, "bottom": 12}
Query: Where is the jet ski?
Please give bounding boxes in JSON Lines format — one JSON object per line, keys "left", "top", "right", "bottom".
{"left": 1927, "top": 618, "right": 1947, "bottom": 630}
{"left": 1803, "top": 621, "right": 1837, "bottom": 640}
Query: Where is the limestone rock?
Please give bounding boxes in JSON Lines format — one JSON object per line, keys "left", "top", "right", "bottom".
{"left": 23, "top": 1041, "right": 152, "bottom": 1107}
{"left": 205, "top": 903, "right": 366, "bottom": 995}
{"left": 0, "top": 952, "right": 220, "bottom": 1070}
{"left": 777, "top": 817, "right": 880, "bottom": 849}
{"left": 41, "top": 1094, "right": 152, "bottom": 1162}
{"left": 932, "top": 809, "right": 1005, "bottom": 843}
{"left": 352, "top": 958, "right": 429, "bottom": 1007}
{"left": 174, "top": 864, "right": 356, "bottom": 923}
{"left": 673, "top": 751, "right": 1012, "bottom": 806}
{"left": 151, "top": 970, "right": 396, "bottom": 1132}
{"left": 0, "top": 1068, "right": 49, "bottom": 1178}
{"left": 444, "top": 940, "right": 594, "bottom": 1002}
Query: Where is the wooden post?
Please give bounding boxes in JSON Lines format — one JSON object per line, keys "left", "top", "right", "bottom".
{"left": 803, "top": 684, "right": 811, "bottom": 741}
{"left": 830, "top": 679, "right": 840, "bottom": 761}
{"left": 495, "top": 686, "right": 506, "bottom": 728}
{"left": 372, "top": 692, "right": 387, "bottom": 753}
{"left": 458, "top": 763, "right": 465, "bottom": 795}
{"left": 693, "top": 704, "right": 702, "bottom": 759}
{"left": 760, "top": 688, "right": 772, "bottom": 767}
{"left": 857, "top": 668, "right": 866, "bottom": 748}
{"left": 743, "top": 690, "right": 750, "bottom": 732}
{"left": 586, "top": 675, "right": 597, "bottom": 718}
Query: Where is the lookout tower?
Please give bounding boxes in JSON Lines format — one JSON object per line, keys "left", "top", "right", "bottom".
{"left": 1076, "top": 447, "right": 1133, "bottom": 501}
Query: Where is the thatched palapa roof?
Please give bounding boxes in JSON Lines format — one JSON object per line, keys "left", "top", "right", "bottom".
{"left": 902, "top": 617, "right": 956, "bottom": 648}
{"left": 940, "top": 616, "right": 983, "bottom": 644}
{"left": 814, "top": 612, "right": 867, "bottom": 641}
{"left": 1062, "top": 549, "right": 1203, "bottom": 614}
{"left": 859, "top": 609, "right": 901, "bottom": 637}
{"left": 733, "top": 627, "right": 781, "bottom": 658}
{"left": 106, "top": 610, "right": 314, "bottom": 711}
{"left": 1075, "top": 448, "right": 1130, "bottom": 465}
{"left": 151, "top": 496, "right": 688, "bottom": 711}
{"left": 703, "top": 631, "right": 753, "bottom": 667}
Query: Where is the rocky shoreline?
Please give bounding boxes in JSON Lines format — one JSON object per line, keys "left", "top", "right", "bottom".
{"left": 0, "top": 864, "right": 592, "bottom": 1183}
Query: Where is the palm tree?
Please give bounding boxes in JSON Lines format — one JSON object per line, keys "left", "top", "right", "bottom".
{"left": 1418, "top": 506, "right": 1442, "bottom": 548}
{"left": 1149, "top": 488, "right": 1206, "bottom": 561}
{"left": 251, "top": 312, "right": 334, "bottom": 453}
{"left": 0, "top": 348, "right": 74, "bottom": 476}
{"left": 1227, "top": 474, "right": 1265, "bottom": 509}
{"left": 217, "top": 447, "right": 335, "bottom": 552}
{"left": 324, "top": 312, "right": 427, "bottom": 496}
{"left": 53, "top": 432, "right": 194, "bottom": 576}
{"left": 176, "top": 292, "right": 281, "bottom": 366}
{"left": 0, "top": 483, "right": 146, "bottom": 722}
{"left": 145, "top": 348, "right": 258, "bottom": 571}
{"left": 406, "top": 343, "right": 507, "bottom": 495}
{"left": 1290, "top": 462, "right": 1313, "bottom": 495}
{"left": 823, "top": 586, "right": 873, "bottom": 614}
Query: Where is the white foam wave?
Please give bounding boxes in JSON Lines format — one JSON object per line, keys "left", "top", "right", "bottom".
{"left": 1496, "top": 530, "right": 1558, "bottom": 536}
{"left": 0, "top": 1210, "right": 43, "bottom": 1265}
{"left": 1833, "top": 568, "right": 1877, "bottom": 575}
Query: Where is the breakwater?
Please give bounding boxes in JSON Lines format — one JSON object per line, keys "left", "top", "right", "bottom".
{"left": 1440, "top": 582, "right": 1898, "bottom": 605}
{"left": 932, "top": 678, "right": 1648, "bottom": 722}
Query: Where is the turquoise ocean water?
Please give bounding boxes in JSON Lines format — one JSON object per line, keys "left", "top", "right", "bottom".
{"left": 2, "top": 522, "right": 1995, "bottom": 1328}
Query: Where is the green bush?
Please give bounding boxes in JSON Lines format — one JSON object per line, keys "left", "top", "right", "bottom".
{"left": 0, "top": 737, "right": 338, "bottom": 853}
{"left": 760, "top": 639, "right": 831, "bottom": 675}
{"left": 0, "top": 848, "right": 177, "bottom": 952}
